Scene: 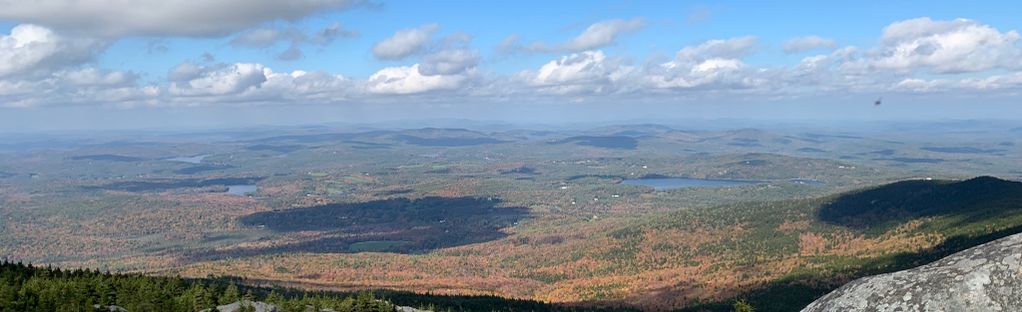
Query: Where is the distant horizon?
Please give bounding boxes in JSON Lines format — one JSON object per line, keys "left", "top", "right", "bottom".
{"left": 3, "top": 114, "right": 1020, "bottom": 136}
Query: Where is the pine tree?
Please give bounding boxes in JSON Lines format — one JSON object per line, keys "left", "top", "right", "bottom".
{"left": 219, "top": 284, "right": 240, "bottom": 305}
{"left": 264, "top": 290, "right": 283, "bottom": 305}
{"left": 734, "top": 299, "right": 755, "bottom": 312}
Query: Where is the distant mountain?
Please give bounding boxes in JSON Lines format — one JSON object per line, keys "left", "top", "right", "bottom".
{"left": 588, "top": 124, "right": 679, "bottom": 137}
{"left": 249, "top": 127, "right": 515, "bottom": 147}
{"left": 549, "top": 135, "right": 639, "bottom": 149}
{"left": 349, "top": 128, "right": 512, "bottom": 146}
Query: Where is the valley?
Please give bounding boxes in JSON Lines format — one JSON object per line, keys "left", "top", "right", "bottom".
{"left": 1, "top": 122, "right": 1020, "bottom": 311}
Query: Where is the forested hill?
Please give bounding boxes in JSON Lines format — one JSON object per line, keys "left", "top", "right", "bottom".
{"left": 0, "top": 260, "right": 396, "bottom": 312}
{"left": 0, "top": 261, "right": 601, "bottom": 312}
{"left": 667, "top": 176, "right": 1022, "bottom": 311}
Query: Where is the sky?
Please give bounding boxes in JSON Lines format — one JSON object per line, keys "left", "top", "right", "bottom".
{"left": 1, "top": 0, "right": 1022, "bottom": 131}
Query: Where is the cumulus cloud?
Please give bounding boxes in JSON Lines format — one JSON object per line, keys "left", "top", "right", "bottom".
{"left": 230, "top": 23, "right": 357, "bottom": 60}
{"left": 846, "top": 18, "right": 1022, "bottom": 74}
{"left": 168, "top": 63, "right": 268, "bottom": 96}
{"left": 419, "top": 49, "right": 480, "bottom": 76}
{"left": 0, "top": 0, "right": 362, "bottom": 37}
{"left": 782, "top": 35, "right": 837, "bottom": 53}
{"left": 367, "top": 63, "right": 468, "bottom": 94}
{"left": 0, "top": 24, "right": 105, "bottom": 78}
{"left": 893, "top": 72, "right": 1022, "bottom": 93}
{"left": 372, "top": 24, "right": 441, "bottom": 60}
{"left": 513, "top": 37, "right": 772, "bottom": 97}
{"left": 644, "top": 37, "right": 761, "bottom": 89}
{"left": 503, "top": 18, "right": 645, "bottom": 53}
{"left": 367, "top": 64, "right": 466, "bottom": 94}
{"left": 527, "top": 51, "right": 635, "bottom": 94}
{"left": 5, "top": 16, "right": 1022, "bottom": 108}
{"left": 261, "top": 70, "right": 353, "bottom": 100}
{"left": 151, "top": 64, "right": 357, "bottom": 106}
{"left": 61, "top": 68, "right": 139, "bottom": 87}
{"left": 0, "top": 67, "right": 150, "bottom": 108}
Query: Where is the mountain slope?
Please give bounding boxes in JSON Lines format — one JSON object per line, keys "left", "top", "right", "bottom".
{"left": 0, "top": 261, "right": 603, "bottom": 312}
{"left": 802, "top": 232, "right": 1022, "bottom": 311}
{"left": 640, "top": 177, "right": 1022, "bottom": 311}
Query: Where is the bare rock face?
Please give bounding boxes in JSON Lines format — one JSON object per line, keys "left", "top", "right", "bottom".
{"left": 802, "top": 233, "right": 1022, "bottom": 312}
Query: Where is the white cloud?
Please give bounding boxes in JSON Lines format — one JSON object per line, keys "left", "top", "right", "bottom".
{"left": 61, "top": 68, "right": 138, "bottom": 87}
{"left": 372, "top": 24, "right": 441, "bottom": 60}
{"left": 168, "top": 63, "right": 268, "bottom": 96}
{"left": 642, "top": 37, "right": 766, "bottom": 90}
{"left": 367, "top": 64, "right": 466, "bottom": 94}
{"left": 230, "top": 23, "right": 356, "bottom": 48}
{"left": 419, "top": 49, "right": 480, "bottom": 76}
{"left": 230, "top": 23, "right": 357, "bottom": 60}
{"left": 782, "top": 35, "right": 837, "bottom": 53}
{"left": 262, "top": 70, "right": 353, "bottom": 99}
{"left": 532, "top": 51, "right": 623, "bottom": 84}
{"left": 230, "top": 28, "right": 292, "bottom": 48}
{"left": 503, "top": 18, "right": 645, "bottom": 53}
{"left": 4, "top": 17, "right": 1022, "bottom": 109}
{"left": 893, "top": 72, "right": 1022, "bottom": 93}
{"left": 0, "top": 0, "right": 361, "bottom": 37}
{"left": 675, "top": 36, "right": 758, "bottom": 62}
{"left": 0, "top": 67, "right": 150, "bottom": 108}
{"left": 0, "top": 24, "right": 104, "bottom": 78}
{"left": 846, "top": 18, "right": 1022, "bottom": 74}
{"left": 561, "top": 18, "right": 645, "bottom": 52}
{"left": 497, "top": 34, "right": 522, "bottom": 53}
{"left": 649, "top": 58, "right": 753, "bottom": 89}
{"left": 522, "top": 50, "right": 637, "bottom": 95}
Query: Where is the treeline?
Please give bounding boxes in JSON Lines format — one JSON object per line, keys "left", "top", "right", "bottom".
{"left": 0, "top": 260, "right": 392, "bottom": 312}
{"left": 0, "top": 260, "right": 623, "bottom": 312}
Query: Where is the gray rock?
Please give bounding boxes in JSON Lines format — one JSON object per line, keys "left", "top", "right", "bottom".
{"left": 92, "top": 305, "right": 128, "bottom": 312}
{"left": 803, "top": 233, "right": 1022, "bottom": 312}
{"left": 214, "top": 300, "right": 279, "bottom": 312}
{"left": 396, "top": 306, "right": 433, "bottom": 312}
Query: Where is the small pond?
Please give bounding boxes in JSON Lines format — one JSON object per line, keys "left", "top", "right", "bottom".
{"left": 168, "top": 154, "right": 209, "bottom": 164}
{"left": 225, "top": 184, "right": 257, "bottom": 196}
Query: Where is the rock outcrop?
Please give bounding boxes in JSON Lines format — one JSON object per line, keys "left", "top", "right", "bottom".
{"left": 213, "top": 300, "right": 278, "bottom": 312}
{"left": 802, "top": 233, "right": 1022, "bottom": 311}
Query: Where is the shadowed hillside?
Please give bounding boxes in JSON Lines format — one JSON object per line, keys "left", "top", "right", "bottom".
{"left": 818, "top": 176, "right": 1022, "bottom": 234}
{"left": 670, "top": 176, "right": 1022, "bottom": 312}
{"left": 230, "top": 197, "right": 529, "bottom": 255}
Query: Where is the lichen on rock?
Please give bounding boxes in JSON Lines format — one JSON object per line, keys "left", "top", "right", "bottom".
{"left": 802, "top": 233, "right": 1022, "bottom": 312}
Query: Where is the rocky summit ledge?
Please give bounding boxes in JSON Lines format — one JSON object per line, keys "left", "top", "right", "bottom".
{"left": 803, "top": 233, "right": 1022, "bottom": 312}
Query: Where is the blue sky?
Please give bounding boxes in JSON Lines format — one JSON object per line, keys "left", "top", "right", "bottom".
{"left": 1, "top": 0, "right": 1021, "bottom": 130}
{"left": 88, "top": 1, "right": 1022, "bottom": 78}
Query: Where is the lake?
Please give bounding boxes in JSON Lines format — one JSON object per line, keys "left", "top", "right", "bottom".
{"left": 226, "top": 184, "right": 258, "bottom": 196}
{"left": 790, "top": 179, "right": 825, "bottom": 186}
{"left": 168, "top": 154, "right": 208, "bottom": 164}
{"left": 621, "top": 178, "right": 761, "bottom": 190}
